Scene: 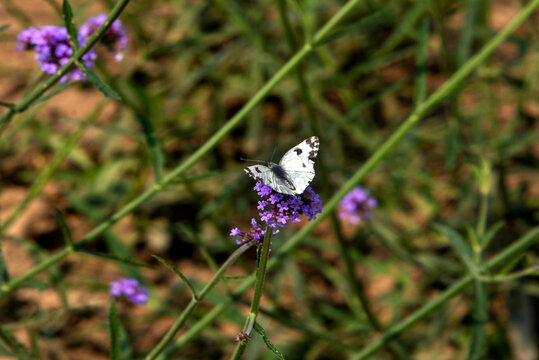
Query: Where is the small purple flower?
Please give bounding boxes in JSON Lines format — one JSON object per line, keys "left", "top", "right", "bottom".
{"left": 79, "top": 14, "right": 128, "bottom": 61}
{"left": 16, "top": 14, "right": 127, "bottom": 82}
{"left": 230, "top": 183, "right": 322, "bottom": 245}
{"left": 16, "top": 25, "right": 97, "bottom": 82}
{"left": 109, "top": 278, "right": 149, "bottom": 305}
{"left": 338, "top": 186, "right": 377, "bottom": 225}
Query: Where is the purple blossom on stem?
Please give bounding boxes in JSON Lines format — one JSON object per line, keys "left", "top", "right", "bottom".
{"left": 16, "top": 14, "right": 127, "bottom": 81}
{"left": 16, "top": 26, "right": 96, "bottom": 82}
{"left": 230, "top": 183, "right": 322, "bottom": 245}
{"left": 338, "top": 186, "right": 377, "bottom": 225}
{"left": 109, "top": 278, "right": 149, "bottom": 305}
{"left": 79, "top": 14, "right": 128, "bottom": 61}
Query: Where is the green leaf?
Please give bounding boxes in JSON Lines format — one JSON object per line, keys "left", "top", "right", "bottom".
{"left": 134, "top": 113, "right": 165, "bottom": 182}
{"left": 414, "top": 18, "right": 429, "bottom": 108}
{"left": 253, "top": 322, "right": 285, "bottom": 360}
{"left": 0, "top": 24, "right": 10, "bottom": 32}
{"left": 54, "top": 209, "right": 73, "bottom": 249}
{"left": 79, "top": 63, "right": 121, "bottom": 100}
{"left": 108, "top": 301, "right": 132, "bottom": 360}
{"left": 434, "top": 224, "right": 479, "bottom": 276}
{"left": 481, "top": 221, "right": 504, "bottom": 250}
{"left": 152, "top": 255, "right": 198, "bottom": 299}
{"left": 109, "top": 301, "right": 120, "bottom": 360}
{"left": 465, "top": 225, "right": 481, "bottom": 255}
{"left": 62, "top": 0, "right": 79, "bottom": 51}
{"left": 0, "top": 240, "right": 10, "bottom": 285}
{"left": 468, "top": 280, "right": 488, "bottom": 360}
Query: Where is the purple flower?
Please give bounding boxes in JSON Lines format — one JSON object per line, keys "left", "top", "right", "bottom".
{"left": 109, "top": 278, "right": 149, "bottom": 305}
{"left": 338, "top": 186, "right": 377, "bottom": 224}
{"left": 79, "top": 14, "right": 128, "bottom": 61}
{"left": 16, "top": 25, "right": 97, "bottom": 82}
{"left": 16, "top": 14, "right": 127, "bottom": 82}
{"left": 230, "top": 183, "right": 322, "bottom": 245}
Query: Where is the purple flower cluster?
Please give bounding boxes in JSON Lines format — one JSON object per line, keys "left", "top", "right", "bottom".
{"left": 338, "top": 186, "right": 377, "bottom": 224}
{"left": 79, "top": 15, "right": 128, "bottom": 62}
{"left": 16, "top": 26, "right": 96, "bottom": 81}
{"left": 16, "top": 15, "right": 127, "bottom": 82}
{"left": 109, "top": 277, "right": 149, "bottom": 305}
{"left": 230, "top": 183, "right": 323, "bottom": 245}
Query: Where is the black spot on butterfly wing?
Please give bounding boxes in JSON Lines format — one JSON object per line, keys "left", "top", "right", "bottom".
{"left": 244, "top": 167, "right": 263, "bottom": 183}
{"left": 294, "top": 148, "right": 303, "bottom": 155}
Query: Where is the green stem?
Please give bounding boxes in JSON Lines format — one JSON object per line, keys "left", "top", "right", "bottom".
{"left": 351, "top": 225, "right": 539, "bottom": 360}
{"left": 158, "top": 1, "right": 539, "bottom": 353}
{"left": 0, "top": 0, "right": 131, "bottom": 134}
{"left": 476, "top": 193, "right": 488, "bottom": 242}
{"left": 230, "top": 229, "right": 273, "bottom": 360}
{"left": 145, "top": 243, "right": 252, "bottom": 360}
{"left": 0, "top": 0, "right": 365, "bottom": 296}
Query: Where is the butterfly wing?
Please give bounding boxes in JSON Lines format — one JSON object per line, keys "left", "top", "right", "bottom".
{"left": 278, "top": 136, "right": 319, "bottom": 195}
{"left": 244, "top": 165, "right": 297, "bottom": 195}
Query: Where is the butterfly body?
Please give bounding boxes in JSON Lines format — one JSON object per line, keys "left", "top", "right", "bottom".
{"left": 244, "top": 136, "right": 319, "bottom": 196}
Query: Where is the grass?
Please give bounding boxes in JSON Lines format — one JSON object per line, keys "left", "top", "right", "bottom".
{"left": 0, "top": 0, "right": 538, "bottom": 359}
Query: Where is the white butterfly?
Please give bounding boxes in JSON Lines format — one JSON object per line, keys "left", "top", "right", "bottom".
{"left": 244, "top": 136, "right": 319, "bottom": 196}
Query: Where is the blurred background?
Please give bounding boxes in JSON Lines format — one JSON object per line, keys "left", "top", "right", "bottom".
{"left": 0, "top": 0, "right": 538, "bottom": 359}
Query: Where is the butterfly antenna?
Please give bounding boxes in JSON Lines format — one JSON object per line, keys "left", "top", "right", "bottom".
{"left": 270, "top": 146, "right": 278, "bottom": 163}
{"left": 240, "top": 158, "right": 265, "bottom": 164}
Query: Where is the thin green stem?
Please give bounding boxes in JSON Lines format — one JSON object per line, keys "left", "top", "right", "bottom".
{"left": 476, "top": 194, "right": 488, "bottom": 242}
{"left": 0, "top": 0, "right": 131, "bottom": 134}
{"left": 145, "top": 243, "right": 252, "bottom": 360}
{"left": 230, "top": 230, "right": 273, "bottom": 360}
{"left": 160, "top": 2, "right": 539, "bottom": 352}
{"left": 351, "top": 225, "right": 539, "bottom": 360}
{"left": 0, "top": 0, "right": 365, "bottom": 296}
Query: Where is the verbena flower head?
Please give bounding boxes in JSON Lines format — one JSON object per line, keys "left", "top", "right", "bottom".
{"left": 338, "top": 186, "right": 377, "bottom": 224}
{"left": 16, "top": 26, "right": 96, "bottom": 82}
{"left": 16, "top": 15, "right": 127, "bottom": 81}
{"left": 109, "top": 277, "right": 149, "bottom": 305}
{"left": 230, "top": 183, "right": 322, "bottom": 245}
{"left": 79, "top": 14, "right": 128, "bottom": 61}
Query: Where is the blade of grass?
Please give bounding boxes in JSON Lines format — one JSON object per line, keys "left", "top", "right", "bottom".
{"left": 62, "top": 0, "right": 78, "bottom": 51}
{"left": 468, "top": 280, "right": 487, "bottom": 360}
{"left": 109, "top": 301, "right": 120, "bottom": 360}
{"left": 434, "top": 224, "right": 479, "bottom": 276}
{"left": 415, "top": 18, "right": 429, "bottom": 108}
{"left": 135, "top": 113, "right": 165, "bottom": 182}
{"left": 152, "top": 255, "right": 198, "bottom": 299}
{"left": 54, "top": 209, "right": 74, "bottom": 250}
{"left": 80, "top": 63, "right": 122, "bottom": 100}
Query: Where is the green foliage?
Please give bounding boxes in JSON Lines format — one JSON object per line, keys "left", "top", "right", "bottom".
{"left": 62, "top": 0, "right": 78, "bottom": 51}
{"left": 1, "top": 0, "right": 539, "bottom": 359}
